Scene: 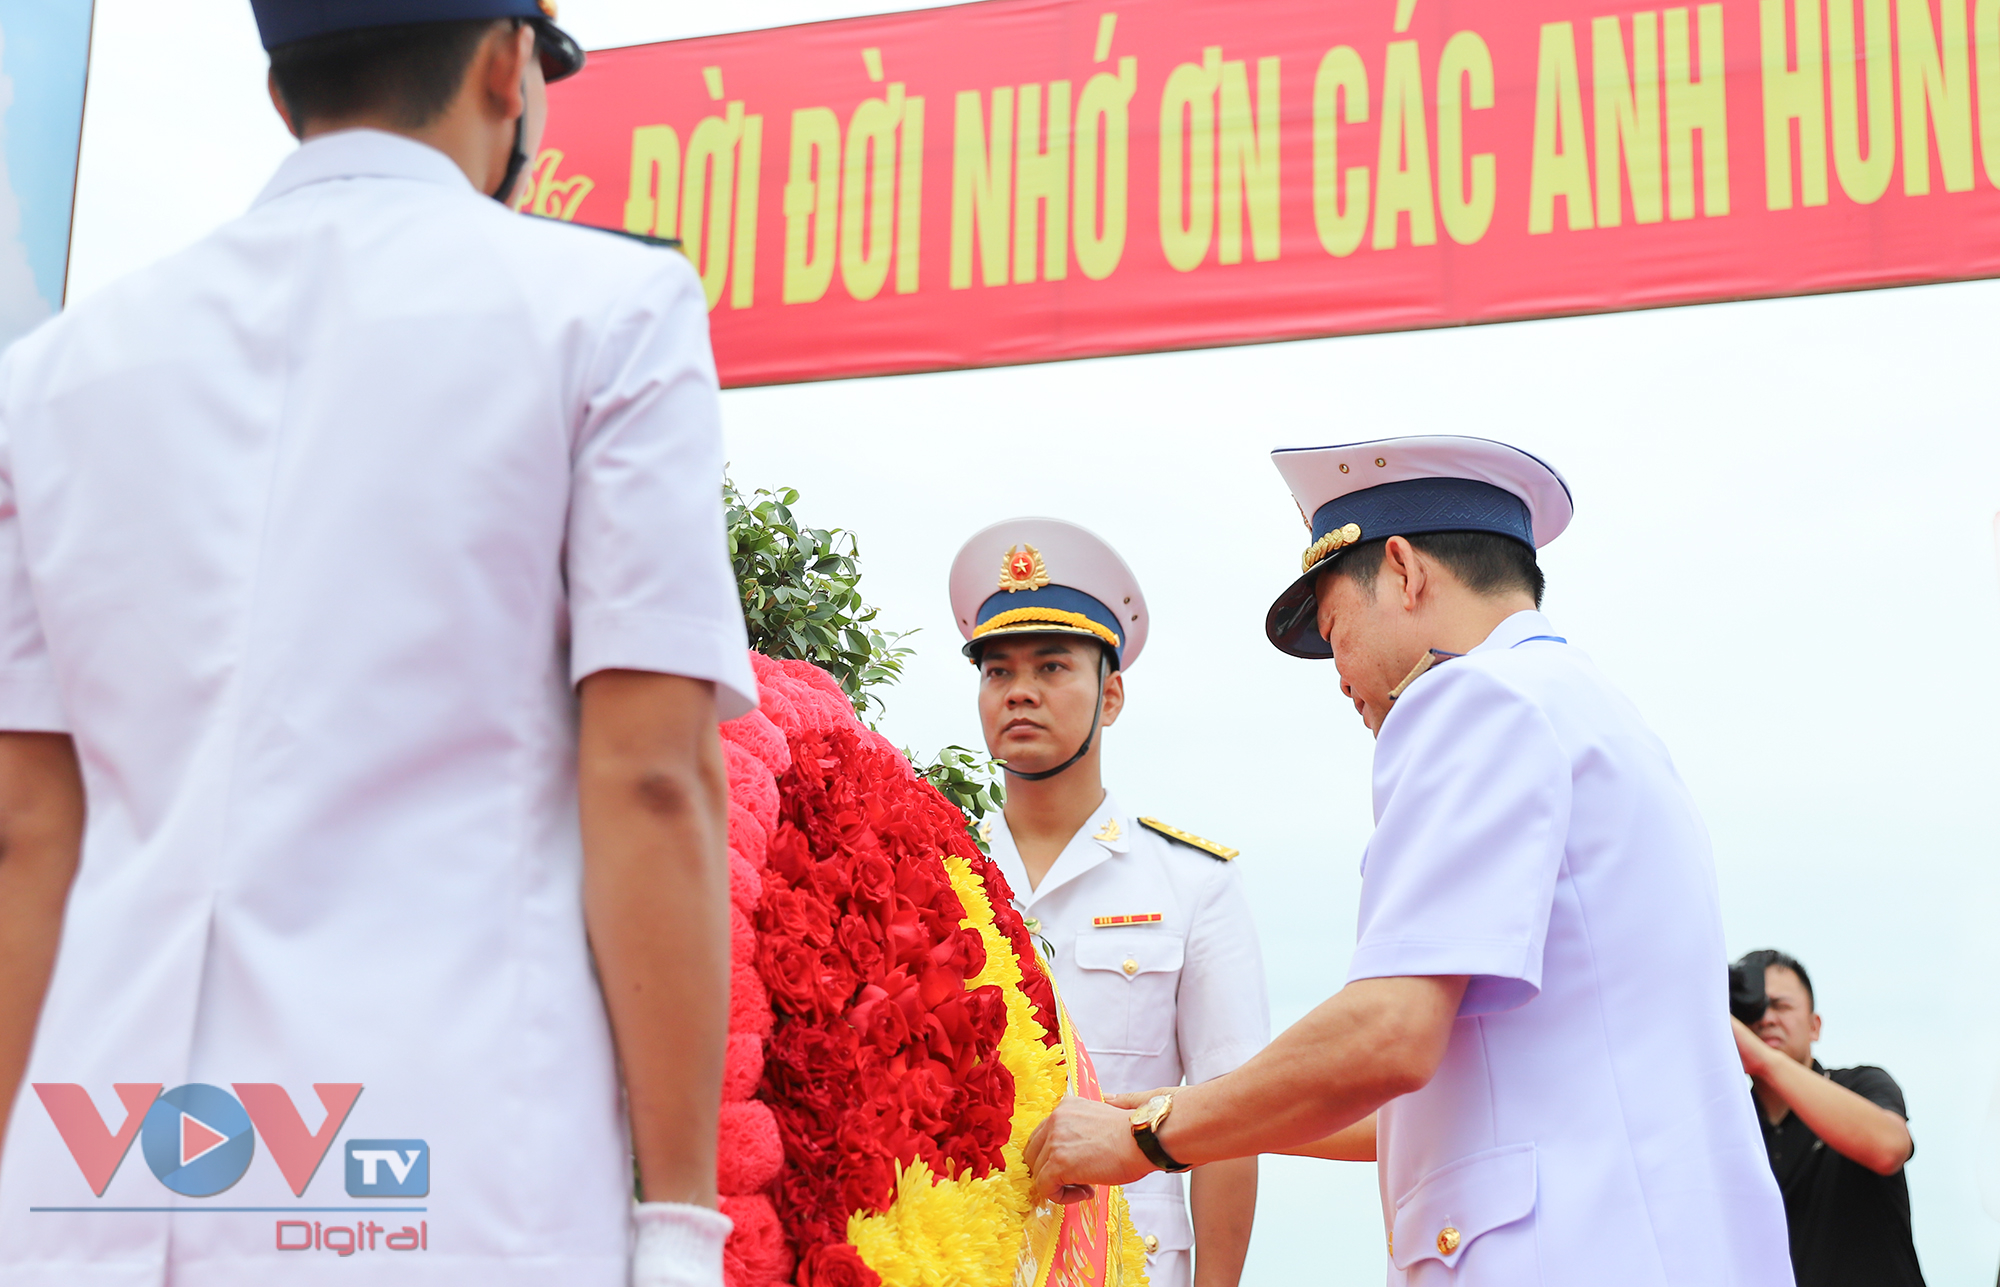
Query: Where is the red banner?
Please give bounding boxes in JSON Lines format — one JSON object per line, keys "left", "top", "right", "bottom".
{"left": 527, "top": 0, "right": 2000, "bottom": 386}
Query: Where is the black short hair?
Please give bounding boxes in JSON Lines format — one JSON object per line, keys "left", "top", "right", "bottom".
{"left": 1736, "top": 948, "right": 1815, "bottom": 1010}
{"left": 268, "top": 19, "right": 508, "bottom": 135}
{"left": 1326, "top": 531, "right": 1546, "bottom": 607}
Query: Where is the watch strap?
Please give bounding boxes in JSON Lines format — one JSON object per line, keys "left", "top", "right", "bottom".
{"left": 1132, "top": 1120, "right": 1191, "bottom": 1174}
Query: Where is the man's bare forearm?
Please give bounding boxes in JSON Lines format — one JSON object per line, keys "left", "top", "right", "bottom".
{"left": 0, "top": 732, "right": 85, "bottom": 1152}
{"left": 1026, "top": 977, "right": 1463, "bottom": 1200}
{"left": 579, "top": 672, "right": 732, "bottom": 1208}
{"left": 1189, "top": 1156, "right": 1256, "bottom": 1287}
{"left": 1757, "top": 1053, "right": 1911, "bottom": 1175}
{"left": 1159, "top": 976, "right": 1465, "bottom": 1166}
{"left": 1280, "top": 1113, "right": 1377, "bottom": 1161}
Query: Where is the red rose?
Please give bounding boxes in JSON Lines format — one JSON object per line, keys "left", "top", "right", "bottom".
{"left": 849, "top": 848, "right": 897, "bottom": 910}
{"left": 844, "top": 984, "right": 911, "bottom": 1055}
{"left": 810, "top": 947, "right": 860, "bottom": 1015}
{"left": 859, "top": 968, "right": 920, "bottom": 1035}
{"left": 807, "top": 845, "right": 857, "bottom": 904}
{"left": 910, "top": 1009, "right": 957, "bottom": 1064}
{"left": 836, "top": 1149, "right": 898, "bottom": 1216}
{"left": 929, "top": 925, "right": 987, "bottom": 981}
{"left": 759, "top": 940, "right": 859, "bottom": 1023}
{"left": 962, "top": 983, "right": 1008, "bottom": 1048}
{"left": 918, "top": 961, "right": 966, "bottom": 1011}
{"left": 760, "top": 885, "right": 835, "bottom": 948}
{"left": 883, "top": 907, "right": 934, "bottom": 970}
{"left": 836, "top": 914, "right": 887, "bottom": 984}
{"left": 798, "top": 1241, "right": 881, "bottom": 1287}
{"left": 896, "top": 1061, "right": 957, "bottom": 1135}
{"left": 759, "top": 936, "right": 830, "bottom": 1017}
{"left": 765, "top": 1017, "right": 860, "bottom": 1084}
{"left": 766, "top": 1092, "right": 837, "bottom": 1156}
{"left": 766, "top": 819, "right": 814, "bottom": 884}
{"left": 893, "top": 855, "right": 947, "bottom": 907}
{"left": 836, "top": 1099, "right": 921, "bottom": 1169}
{"left": 773, "top": 1168, "right": 843, "bottom": 1249}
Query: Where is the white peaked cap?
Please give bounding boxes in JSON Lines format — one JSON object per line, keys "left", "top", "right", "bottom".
{"left": 1272, "top": 435, "right": 1574, "bottom": 548}
{"left": 948, "top": 517, "right": 1149, "bottom": 669}
{"left": 1266, "top": 435, "right": 1573, "bottom": 658}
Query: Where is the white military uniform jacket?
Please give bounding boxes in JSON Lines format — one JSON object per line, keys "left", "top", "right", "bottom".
{"left": 1353, "top": 611, "right": 1790, "bottom": 1286}
{"left": 984, "top": 793, "right": 1269, "bottom": 1287}
{"left": 0, "top": 131, "right": 756, "bottom": 1285}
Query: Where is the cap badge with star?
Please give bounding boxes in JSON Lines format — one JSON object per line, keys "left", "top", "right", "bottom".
{"left": 950, "top": 518, "right": 1148, "bottom": 670}
{"left": 1264, "top": 435, "right": 1573, "bottom": 659}
{"left": 999, "top": 545, "right": 1051, "bottom": 593}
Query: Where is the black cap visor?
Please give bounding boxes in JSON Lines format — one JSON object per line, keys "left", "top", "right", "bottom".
{"left": 532, "top": 18, "right": 585, "bottom": 82}
{"left": 1265, "top": 564, "right": 1336, "bottom": 660}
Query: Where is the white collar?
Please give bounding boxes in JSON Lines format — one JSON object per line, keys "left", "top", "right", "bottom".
{"left": 1471, "top": 609, "right": 1563, "bottom": 654}
{"left": 986, "top": 792, "right": 1130, "bottom": 909}
{"left": 253, "top": 129, "right": 476, "bottom": 209}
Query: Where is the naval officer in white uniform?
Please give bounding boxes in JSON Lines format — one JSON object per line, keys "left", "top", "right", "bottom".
{"left": 1026, "top": 438, "right": 1793, "bottom": 1285}
{"left": 949, "top": 519, "right": 1269, "bottom": 1287}
{"left": 0, "top": 5, "right": 751, "bottom": 1285}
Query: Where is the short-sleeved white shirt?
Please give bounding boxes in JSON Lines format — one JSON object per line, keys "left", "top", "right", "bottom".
{"left": 0, "top": 131, "right": 753, "bottom": 1285}
{"left": 984, "top": 793, "right": 1269, "bottom": 1282}
{"left": 1351, "top": 611, "right": 1790, "bottom": 1285}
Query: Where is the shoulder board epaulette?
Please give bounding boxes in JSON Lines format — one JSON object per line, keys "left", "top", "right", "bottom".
{"left": 526, "top": 213, "right": 684, "bottom": 251}
{"left": 1138, "top": 817, "right": 1238, "bottom": 861}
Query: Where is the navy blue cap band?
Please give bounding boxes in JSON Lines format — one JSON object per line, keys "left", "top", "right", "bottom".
{"left": 255, "top": 0, "right": 553, "bottom": 49}
{"left": 967, "top": 585, "right": 1126, "bottom": 667}
{"left": 1307, "top": 477, "right": 1532, "bottom": 556}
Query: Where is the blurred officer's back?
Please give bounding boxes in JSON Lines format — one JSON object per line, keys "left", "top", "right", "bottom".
{"left": 0, "top": 7, "right": 752, "bottom": 1286}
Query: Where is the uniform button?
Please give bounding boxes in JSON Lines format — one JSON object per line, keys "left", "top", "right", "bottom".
{"left": 1142, "top": 1234, "right": 1159, "bottom": 1254}
{"left": 1437, "top": 1227, "right": 1461, "bottom": 1255}
{"left": 1122, "top": 958, "right": 1139, "bottom": 976}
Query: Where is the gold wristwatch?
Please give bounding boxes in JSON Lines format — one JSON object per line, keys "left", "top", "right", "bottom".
{"left": 1128, "top": 1094, "right": 1192, "bottom": 1173}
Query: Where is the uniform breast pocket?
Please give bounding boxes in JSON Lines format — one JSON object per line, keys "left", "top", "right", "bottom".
{"left": 1070, "top": 934, "right": 1185, "bottom": 1057}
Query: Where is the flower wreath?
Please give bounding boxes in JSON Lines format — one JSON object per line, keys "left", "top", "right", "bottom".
{"left": 712, "top": 652, "right": 1149, "bottom": 1287}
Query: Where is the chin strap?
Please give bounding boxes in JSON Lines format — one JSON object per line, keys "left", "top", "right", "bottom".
{"left": 493, "top": 102, "right": 530, "bottom": 205}
{"left": 1003, "top": 650, "right": 1109, "bottom": 782}
{"left": 1385, "top": 648, "right": 1466, "bottom": 703}
{"left": 494, "top": 33, "right": 532, "bottom": 206}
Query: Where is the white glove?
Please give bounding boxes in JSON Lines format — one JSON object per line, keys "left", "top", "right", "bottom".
{"left": 631, "top": 1201, "right": 733, "bottom": 1287}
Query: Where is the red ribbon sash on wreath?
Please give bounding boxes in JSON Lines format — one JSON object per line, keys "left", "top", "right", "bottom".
{"left": 1021, "top": 985, "right": 1133, "bottom": 1287}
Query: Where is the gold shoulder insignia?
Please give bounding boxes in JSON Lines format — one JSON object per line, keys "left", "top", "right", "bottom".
{"left": 1138, "top": 817, "right": 1238, "bottom": 861}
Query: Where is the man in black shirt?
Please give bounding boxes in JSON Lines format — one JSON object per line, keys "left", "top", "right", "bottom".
{"left": 1733, "top": 949, "right": 1926, "bottom": 1287}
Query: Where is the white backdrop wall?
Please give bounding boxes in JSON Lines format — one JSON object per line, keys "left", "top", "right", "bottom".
{"left": 62, "top": 1, "right": 2000, "bottom": 1282}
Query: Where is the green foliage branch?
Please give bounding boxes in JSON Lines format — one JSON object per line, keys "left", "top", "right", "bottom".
{"left": 726, "top": 478, "right": 911, "bottom": 720}
{"left": 725, "top": 477, "right": 1004, "bottom": 840}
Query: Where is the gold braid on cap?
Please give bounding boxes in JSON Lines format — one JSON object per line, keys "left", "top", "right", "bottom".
{"left": 1300, "top": 523, "right": 1364, "bottom": 574}
{"left": 971, "top": 606, "right": 1121, "bottom": 650}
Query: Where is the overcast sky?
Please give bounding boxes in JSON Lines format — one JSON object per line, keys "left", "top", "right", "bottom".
{"left": 65, "top": 1, "right": 2000, "bottom": 1282}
